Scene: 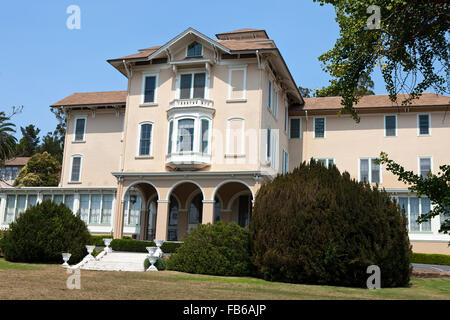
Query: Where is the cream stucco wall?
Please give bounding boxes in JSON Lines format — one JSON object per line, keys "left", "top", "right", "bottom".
{"left": 288, "top": 111, "right": 450, "bottom": 190}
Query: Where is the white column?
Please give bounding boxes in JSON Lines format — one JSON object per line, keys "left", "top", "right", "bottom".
{"left": 0, "top": 193, "right": 7, "bottom": 226}
{"left": 73, "top": 193, "right": 80, "bottom": 216}
{"left": 36, "top": 192, "right": 43, "bottom": 204}
{"left": 431, "top": 202, "right": 441, "bottom": 236}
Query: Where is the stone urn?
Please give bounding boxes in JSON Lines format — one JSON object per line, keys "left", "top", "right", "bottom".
{"left": 146, "top": 246, "right": 157, "bottom": 256}
{"left": 62, "top": 253, "right": 71, "bottom": 267}
{"left": 147, "top": 255, "right": 158, "bottom": 271}
{"left": 103, "top": 238, "right": 113, "bottom": 253}
{"left": 86, "top": 245, "right": 96, "bottom": 260}
{"left": 154, "top": 240, "right": 164, "bottom": 257}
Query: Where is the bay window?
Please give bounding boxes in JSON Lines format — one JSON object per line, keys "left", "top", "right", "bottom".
{"left": 167, "top": 116, "right": 212, "bottom": 155}
{"left": 177, "top": 119, "right": 195, "bottom": 152}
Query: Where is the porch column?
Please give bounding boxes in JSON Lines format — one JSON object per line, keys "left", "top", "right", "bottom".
{"left": 202, "top": 200, "right": 215, "bottom": 224}
{"left": 138, "top": 209, "right": 149, "bottom": 240}
{"left": 155, "top": 200, "right": 169, "bottom": 241}
{"left": 113, "top": 179, "right": 125, "bottom": 239}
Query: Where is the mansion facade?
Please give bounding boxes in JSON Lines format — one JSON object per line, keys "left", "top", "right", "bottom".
{"left": 0, "top": 28, "right": 449, "bottom": 254}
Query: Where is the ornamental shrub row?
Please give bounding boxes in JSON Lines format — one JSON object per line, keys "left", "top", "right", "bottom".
{"left": 110, "top": 238, "right": 182, "bottom": 254}
{"left": 411, "top": 252, "right": 450, "bottom": 266}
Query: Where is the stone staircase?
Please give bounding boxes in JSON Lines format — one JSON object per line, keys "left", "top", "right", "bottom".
{"left": 79, "top": 251, "right": 148, "bottom": 272}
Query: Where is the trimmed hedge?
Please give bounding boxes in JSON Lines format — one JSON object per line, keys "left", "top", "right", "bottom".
{"left": 411, "top": 252, "right": 450, "bottom": 266}
{"left": 166, "top": 221, "right": 253, "bottom": 276}
{"left": 110, "top": 238, "right": 182, "bottom": 254}
{"left": 90, "top": 235, "right": 113, "bottom": 247}
{"left": 1, "top": 200, "right": 90, "bottom": 264}
{"left": 250, "top": 160, "right": 412, "bottom": 288}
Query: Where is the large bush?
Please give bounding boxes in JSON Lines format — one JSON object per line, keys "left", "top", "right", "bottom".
{"left": 2, "top": 200, "right": 90, "bottom": 264}
{"left": 167, "top": 221, "right": 252, "bottom": 276}
{"left": 250, "top": 160, "right": 412, "bottom": 288}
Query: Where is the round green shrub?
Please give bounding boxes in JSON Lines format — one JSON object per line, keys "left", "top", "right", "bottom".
{"left": 2, "top": 200, "right": 91, "bottom": 264}
{"left": 250, "top": 160, "right": 412, "bottom": 288}
{"left": 144, "top": 257, "right": 167, "bottom": 270}
{"left": 166, "top": 221, "right": 252, "bottom": 276}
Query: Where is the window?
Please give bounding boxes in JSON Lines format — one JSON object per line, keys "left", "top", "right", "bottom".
{"left": 268, "top": 81, "right": 272, "bottom": 110}
{"left": 70, "top": 156, "right": 82, "bottom": 183}
{"left": 5, "top": 195, "right": 15, "bottom": 223}
{"left": 167, "top": 120, "right": 173, "bottom": 154}
{"left": 273, "top": 90, "right": 278, "bottom": 118}
{"left": 138, "top": 123, "right": 153, "bottom": 156}
{"left": 11, "top": 167, "right": 18, "bottom": 180}
{"left": 289, "top": 118, "right": 301, "bottom": 139}
{"left": 226, "top": 118, "right": 245, "bottom": 155}
{"left": 441, "top": 207, "right": 450, "bottom": 232}
{"left": 314, "top": 117, "right": 325, "bottom": 138}
{"left": 101, "top": 194, "right": 113, "bottom": 224}
{"left": 314, "top": 158, "right": 334, "bottom": 168}
{"left": 398, "top": 197, "right": 431, "bottom": 232}
{"left": 419, "top": 157, "right": 432, "bottom": 179}
{"left": 418, "top": 114, "right": 430, "bottom": 135}
{"left": 269, "top": 129, "right": 278, "bottom": 169}
{"left": 266, "top": 128, "right": 271, "bottom": 160}
{"left": 282, "top": 150, "right": 289, "bottom": 174}
{"left": 385, "top": 115, "right": 397, "bottom": 137}
{"left": 284, "top": 107, "right": 288, "bottom": 133}
{"left": 74, "top": 118, "right": 86, "bottom": 142}
{"left": 53, "top": 195, "right": 63, "bottom": 205}
{"left": 179, "top": 73, "right": 206, "bottom": 99}
{"left": 187, "top": 41, "right": 202, "bottom": 57}
{"left": 177, "top": 119, "right": 195, "bottom": 152}
{"left": 5, "top": 167, "right": 11, "bottom": 180}
{"left": 27, "top": 195, "right": 37, "bottom": 208}
{"left": 64, "top": 195, "right": 74, "bottom": 212}
{"left": 228, "top": 67, "right": 246, "bottom": 100}
{"left": 80, "top": 194, "right": 90, "bottom": 223}
{"left": 200, "top": 119, "right": 209, "bottom": 154}
{"left": 142, "top": 75, "right": 157, "bottom": 103}
{"left": 359, "top": 158, "right": 381, "bottom": 183}
{"left": 124, "top": 194, "right": 141, "bottom": 226}
{"left": 15, "top": 195, "right": 26, "bottom": 218}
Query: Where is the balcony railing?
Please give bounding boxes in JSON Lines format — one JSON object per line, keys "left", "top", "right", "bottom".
{"left": 166, "top": 152, "right": 211, "bottom": 170}
{"left": 169, "top": 98, "right": 214, "bottom": 109}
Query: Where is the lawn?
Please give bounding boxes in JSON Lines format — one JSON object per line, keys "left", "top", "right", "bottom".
{"left": 0, "top": 258, "right": 449, "bottom": 300}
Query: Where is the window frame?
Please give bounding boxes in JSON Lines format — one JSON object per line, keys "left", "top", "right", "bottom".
{"left": 167, "top": 115, "right": 212, "bottom": 155}
{"left": 225, "top": 117, "right": 245, "bottom": 156}
{"left": 397, "top": 196, "right": 432, "bottom": 233}
{"left": 282, "top": 149, "right": 289, "bottom": 174}
{"left": 227, "top": 66, "right": 247, "bottom": 101}
{"left": 384, "top": 114, "right": 397, "bottom": 137}
{"left": 358, "top": 157, "right": 382, "bottom": 184}
{"left": 137, "top": 121, "right": 154, "bottom": 157}
{"left": 69, "top": 155, "right": 83, "bottom": 183}
{"left": 313, "top": 158, "right": 335, "bottom": 168}
{"left": 418, "top": 156, "right": 433, "bottom": 179}
{"left": 73, "top": 116, "right": 87, "bottom": 143}
{"left": 289, "top": 117, "right": 302, "bottom": 139}
{"left": 186, "top": 41, "right": 203, "bottom": 57}
{"left": 313, "top": 117, "right": 326, "bottom": 139}
{"left": 417, "top": 113, "right": 431, "bottom": 136}
{"left": 177, "top": 71, "right": 207, "bottom": 100}
{"left": 141, "top": 73, "right": 159, "bottom": 105}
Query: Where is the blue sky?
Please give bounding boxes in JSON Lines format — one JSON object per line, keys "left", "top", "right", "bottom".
{"left": 0, "top": 0, "right": 387, "bottom": 139}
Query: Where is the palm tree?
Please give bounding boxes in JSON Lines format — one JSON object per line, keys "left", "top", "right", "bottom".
{"left": 0, "top": 111, "right": 17, "bottom": 163}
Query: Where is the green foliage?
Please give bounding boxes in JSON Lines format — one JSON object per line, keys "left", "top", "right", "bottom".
{"left": 250, "top": 160, "right": 412, "bottom": 288}
{"left": 0, "top": 111, "right": 18, "bottom": 163}
{"left": 37, "top": 131, "right": 64, "bottom": 164}
{"left": 15, "top": 124, "right": 40, "bottom": 157}
{"left": 1, "top": 200, "right": 91, "bottom": 264}
{"left": 411, "top": 252, "right": 450, "bottom": 266}
{"left": 166, "top": 221, "right": 253, "bottom": 276}
{"left": 377, "top": 152, "right": 450, "bottom": 235}
{"left": 314, "top": 0, "right": 449, "bottom": 121}
{"left": 110, "top": 238, "right": 182, "bottom": 254}
{"left": 144, "top": 257, "right": 167, "bottom": 271}
{"left": 0, "top": 230, "right": 7, "bottom": 256}
{"left": 13, "top": 152, "right": 61, "bottom": 187}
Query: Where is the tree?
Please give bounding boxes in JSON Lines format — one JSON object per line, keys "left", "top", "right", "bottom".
{"left": 314, "top": 0, "right": 449, "bottom": 121}
{"left": 0, "top": 111, "right": 17, "bottom": 163}
{"left": 298, "top": 86, "right": 313, "bottom": 98}
{"left": 37, "top": 131, "right": 64, "bottom": 164}
{"left": 13, "top": 152, "right": 61, "bottom": 187}
{"left": 314, "top": 72, "right": 375, "bottom": 97}
{"left": 15, "top": 124, "right": 40, "bottom": 157}
{"left": 377, "top": 152, "right": 450, "bottom": 236}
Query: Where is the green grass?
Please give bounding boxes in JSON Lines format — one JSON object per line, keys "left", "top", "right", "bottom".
{"left": 412, "top": 252, "right": 450, "bottom": 266}
{"left": 0, "top": 258, "right": 45, "bottom": 270}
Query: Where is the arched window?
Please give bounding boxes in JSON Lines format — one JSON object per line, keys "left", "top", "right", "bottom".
{"left": 187, "top": 41, "right": 202, "bottom": 57}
